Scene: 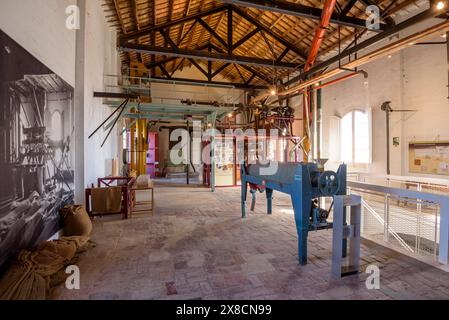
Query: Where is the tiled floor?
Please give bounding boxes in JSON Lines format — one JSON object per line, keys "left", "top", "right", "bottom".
{"left": 54, "top": 185, "right": 449, "bottom": 300}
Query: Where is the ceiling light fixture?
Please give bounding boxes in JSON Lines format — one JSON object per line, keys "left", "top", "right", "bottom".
{"left": 436, "top": 1, "right": 446, "bottom": 10}
{"left": 282, "top": 128, "right": 287, "bottom": 136}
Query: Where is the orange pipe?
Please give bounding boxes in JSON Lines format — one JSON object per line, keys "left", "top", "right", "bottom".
{"left": 314, "top": 72, "right": 360, "bottom": 90}
{"left": 302, "top": 0, "right": 337, "bottom": 158}
{"left": 305, "top": 0, "right": 338, "bottom": 72}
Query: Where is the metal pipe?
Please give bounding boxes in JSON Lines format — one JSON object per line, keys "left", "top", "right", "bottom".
{"left": 300, "top": 0, "right": 337, "bottom": 159}
{"left": 314, "top": 72, "right": 360, "bottom": 90}
{"left": 386, "top": 109, "right": 390, "bottom": 175}
{"left": 316, "top": 86, "right": 322, "bottom": 160}
{"left": 311, "top": 89, "right": 317, "bottom": 159}
{"left": 253, "top": 7, "right": 449, "bottom": 104}
{"left": 447, "top": 31, "right": 449, "bottom": 99}
{"left": 286, "top": 7, "right": 446, "bottom": 87}
{"left": 258, "top": 19, "right": 449, "bottom": 101}
{"left": 186, "top": 120, "right": 190, "bottom": 185}
{"left": 269, "top": 72, "right": 364, "bottom": 105}
{"left": 304, "top": 0, "right": 338, "bottom": 72}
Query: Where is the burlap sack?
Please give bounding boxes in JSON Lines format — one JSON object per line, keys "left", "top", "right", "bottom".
{"left": 136, "top": 175, "right": 151, "bottom": 188}
{"left": 0, "top": 236, "right": 90, "bottom": 300}
{"left": 60, "top": 205, "right": 92, "bottom": 237}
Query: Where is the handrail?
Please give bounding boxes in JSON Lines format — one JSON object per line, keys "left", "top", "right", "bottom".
{"left": 348, "top": 181, "right": 449, "bottom": 204}
{"left": 349, "top": 172, "right": 449, "bottom": 187}
{"left": 348, "top": 180, "right": 449, "bottom": 265}
{"left": 104, "top": 73, "right": 236, "bottom": 89}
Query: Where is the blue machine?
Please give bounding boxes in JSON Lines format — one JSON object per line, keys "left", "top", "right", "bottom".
{"left": 241, "top": 161, "right": 347, "bottom": 265}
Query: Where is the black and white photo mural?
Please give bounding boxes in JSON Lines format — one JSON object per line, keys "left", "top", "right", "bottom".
{"left": 0, "top": 30, "right": 75, "bottom": 267}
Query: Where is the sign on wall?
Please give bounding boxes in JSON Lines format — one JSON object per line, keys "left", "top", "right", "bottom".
{"left": 409, "top": 141, "right": 449, "bottom": 176}
{"left": 0, "top": 30, "right": 75, "bottom": 267}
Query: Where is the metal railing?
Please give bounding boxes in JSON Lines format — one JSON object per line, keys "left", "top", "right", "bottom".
{"left": 347, "top": 179, "right": 449, "bottom": 265}
{"left": 348, "top": 172, "right": 449, "bottom": 195}
{"left": 102, "top": 74, "right": 243, "bottom": 106}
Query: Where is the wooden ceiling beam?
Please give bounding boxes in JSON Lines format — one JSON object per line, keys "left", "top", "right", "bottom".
{"left": 234, "top": 64, "right": 246, "bottom": 83}
{"left": 232, "top": 27, "right": 260, "bottom": 51}
{"left": 113, "top": 0, "right": 126, "bottom": 34}
{"left": 177, "top": 0, "right": 193, "bottom": 45}
{"left": 177, "top": 20, "right": 197, "bottom": 46}
{"left": 148, "top": 76, "right": 269, "bottom": 89}
{"left": 209, "top": 43, "right": 273, "bottom": 84}
{"left": 340, "top": 0, "right": 358, "bottom": 17}
{"left": 158, "top": 64, "right": 172, "bottom": 78}
{"left": 211, "top": 63, "right": 231, "bottom": 78}
{"left": 120, "top": 4, "right": 229, "bottom": 41}
{"left": 171, "top": 58, "right": 186, "bottom": 77}
{"left": 232, "top": 5, "right": 308, "bottom": 61}
{"left": 120, "top": 43, "right": 299, "bottom": 69}
{"left": 228, "top": 6, "right": 233, "bottom": 54}
{"left": 196, "top": 17, "right": 228, "bottom": 48}
{"left": 245, "top": 73, "right": 256, "bottom": 85}
{"left": 220, "top": 0, "right": 386, "bottom": 30}
{"left": 358, "top": 0, "right": 395, "bottom": 25}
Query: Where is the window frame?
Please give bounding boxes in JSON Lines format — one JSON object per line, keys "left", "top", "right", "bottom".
{"left": 340, "top": 108, "right": 372, "bottom": 165}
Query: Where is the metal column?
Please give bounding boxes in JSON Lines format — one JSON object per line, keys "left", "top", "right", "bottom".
{"left": 210, "top": 111, "right": 217, "bottom": 192}
{"left": 447, "top": 31, "right": 449, "bottom": 99}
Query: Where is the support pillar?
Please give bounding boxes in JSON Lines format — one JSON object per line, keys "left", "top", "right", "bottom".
{"left": 74, "top": 0, "right": 86, "bottom": 202}
{"left": 210, "top": 111, "right": 217, "bottom": 192}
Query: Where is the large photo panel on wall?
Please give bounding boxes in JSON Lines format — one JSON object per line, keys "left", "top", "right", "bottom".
{"left": 0, "top": 30, "right": 75, "bottom": 267}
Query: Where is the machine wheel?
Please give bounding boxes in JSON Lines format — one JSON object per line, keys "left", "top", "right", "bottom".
{"left": 318, "top": 171, "right": 340, "bottom": 196}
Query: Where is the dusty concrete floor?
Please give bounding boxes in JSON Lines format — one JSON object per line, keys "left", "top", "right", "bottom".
{"left": 54, "top": 185, "right": 449, "bottom": 300}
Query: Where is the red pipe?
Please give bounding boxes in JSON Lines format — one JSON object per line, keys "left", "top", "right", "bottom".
{"left": 305, "top": 0, "right": 338, "bottom": 72}
{"left": 314, "top": 72, "right": 360, "bottom": 90}
{"left": 302, "top": 0, "right": 337, "bottom": 159}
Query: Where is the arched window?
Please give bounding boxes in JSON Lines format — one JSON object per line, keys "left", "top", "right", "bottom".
{"left": 340, "top": 110, "right": 371, "bottom": 164}
{"left": 50, "top": 111, "right": 63, "bottom": 141}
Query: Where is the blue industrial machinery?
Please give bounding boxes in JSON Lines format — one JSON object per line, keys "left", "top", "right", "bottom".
{"left": 241, "top": 161, "right": 347, "bottom": 265}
